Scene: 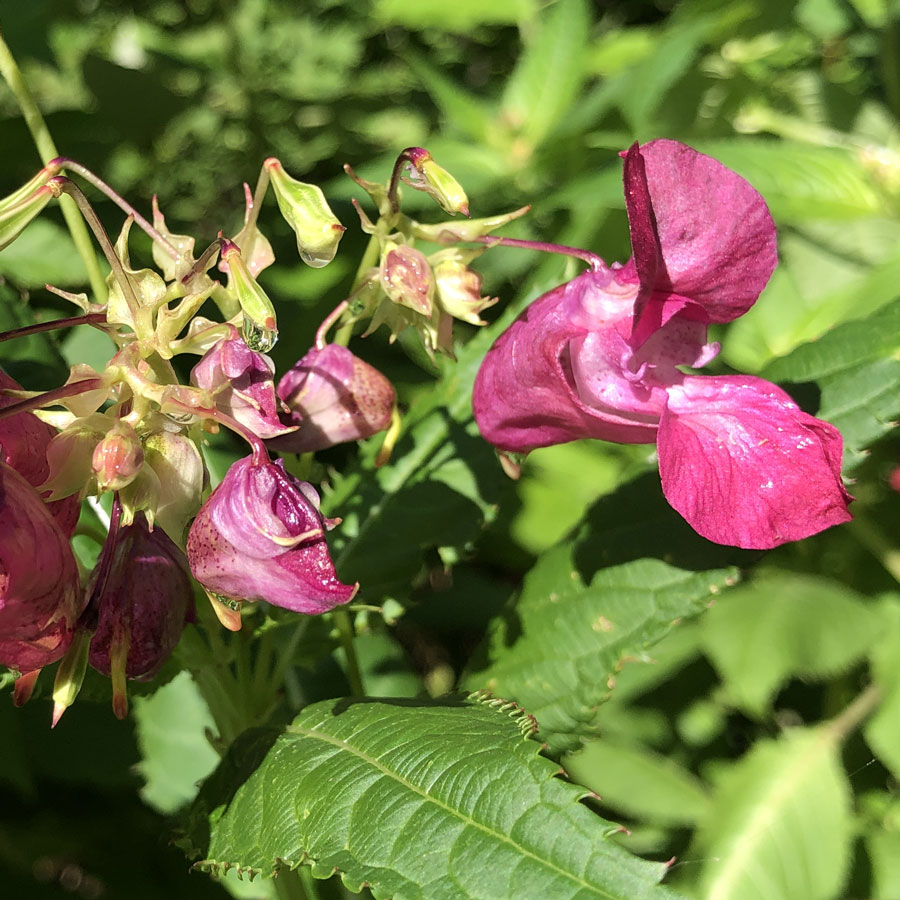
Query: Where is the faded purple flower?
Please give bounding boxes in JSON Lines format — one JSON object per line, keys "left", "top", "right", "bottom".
{"left": 270, "top": 344, "right": 395, "bottom": 453}
{"left": 186, "top": 455, "right": 357, "bottom": 613}
{"left": 88, "top": 513, "right": 193, "bottom": 718}
{"left": 0, "top": 461, "right": 82, "bottom": 674}
{"left": 473, "top": 139, "right": 852, "bottom": 550}
{"left": 190, "top": 326, "right": 295, "bottom": 439}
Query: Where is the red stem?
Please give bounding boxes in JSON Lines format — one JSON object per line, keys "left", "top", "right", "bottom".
{"left": 0, "top": 378, "right": 104, "bottom": 421}
{"left": 474, "top": 235, "right": 606, "bottom": 271}
{"left": 0, "top": 313, "right": 106, "bottom": 344}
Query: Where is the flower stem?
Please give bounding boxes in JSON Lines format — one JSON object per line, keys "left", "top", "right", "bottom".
{"left": 315, "top": 300, "right": 348, "bottom": 349}
{"left": 825, "top": 681, "right": 882, "bottom": 743}
{"left": 0, "top": 31, "right": 107, "bottom": 301}
{"left": 333, "top": 607, "right": 364, "bottom": 697}
{"left": 0, "top": 312, "right": 106, "bottom": 343}
{"left": 474, "top": 234, "right": 606, "bottom": 270}
{"left": 0, "top": 377, "right": 104, "bottom": 421}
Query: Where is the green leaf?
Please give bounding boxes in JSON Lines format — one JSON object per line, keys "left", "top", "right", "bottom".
{"left": 501, "top": 0, "right": 590, "bottom": 147}
{"left": 0, "top": 218, "right": 92, "bottom": 288}
{"left": 760, "top": 298, "right": 900, "bottom": 470}
{"left": 133, "top": 671, "right": 220, "bottom": 815}
{"left": 564, "top": 737, "right": 711, "bottom": 827}
{"left": 864, "top": 596, "right": 900, "bottom": 780}
{"left": 695, "top": 139, "right": 886, "bottom": 221}
{"left": 464, "top": 473, "right": 743, "bottom": 753}
{"left": 181, "top": 697, "right": 685, "bottom": 900}
{"left": 691, "top": 728, "right": 852, "bottom": 900}
{"left": 698, "top": 571, "right": 882, "bottom": 717}
{"left": 374, "top": 0, "right": 535, "bottom": 31}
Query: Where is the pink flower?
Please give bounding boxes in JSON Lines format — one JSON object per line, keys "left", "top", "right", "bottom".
{"left": 186, "top": 455, "right": 357, "bottom": 613}
{"left": 0, "top": 461, "right": 82, "bottom": 674}
{"left": 0, "top": 367, "right": 80, "bottom": 535}
{"left": 190, "top": 326, "right": 295, "bottom": 440}
{"left": 270, "top": 344, "right": 395, "bottom": 454}
{"left": 473, "top": 139, "right": 852, "bottom": 549}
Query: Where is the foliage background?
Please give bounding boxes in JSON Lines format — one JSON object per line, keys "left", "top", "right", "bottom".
{"left": 3, "top": 0, "right": 900, "bottom": 898}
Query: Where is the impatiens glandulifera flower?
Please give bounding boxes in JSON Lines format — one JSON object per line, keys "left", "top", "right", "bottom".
{"left": 0, "top": 367, "right": 80, "bottom": 536}
{"left": 473, "top": 139, "right": 852, "bottom": 550}
{"left": 88, "top": 513, "right": 194, "bottom": 719}
{"left": 0, "top": 462, "right": 82, "bottom": 679}
{"left": 186, "top": 455, "right": 357, "bottom": 618}
{"left": 270, "top": 344, "right": 396, "bottom": 453}
{"left": 190, "top": 325, "right": 295, "bottom": 440}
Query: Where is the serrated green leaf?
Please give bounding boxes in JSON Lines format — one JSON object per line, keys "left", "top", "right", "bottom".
{"left": 464, "top": 473, "right": 743, "bottom": 753}
{"left": 564, "top": 737, "right": 711, "bottom": 827}
{"left": 501, "top": 0, "right": 590, "bottom": 146}
{"left": 698, "top": 571, "right": 881, "bottom": 717}
{"left": 692, "top": 728, "right": 852, "bottom": 900}
{"left": 760, "top": 298, "right": 900, "bottom": 469}
{"left": 133, "top": 671, "right": 220, "bottom": 815}
{"left": 181, "top": 697, "right": 685, "bottom": 900}
{"left": 696, "top": 139, "right": 885, "bottom": 221}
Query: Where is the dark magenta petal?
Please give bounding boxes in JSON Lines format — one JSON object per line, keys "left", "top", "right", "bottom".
{"left": 0, "top": 462, "right": 82, "bottom": 671}
{"left": 271, "top": 344, "right": 395, "bottom": 453}
{"left": 622, "top": 140, "right": 777, "bottom": 340}
{"left": 88, "top": 515, "right": 193, "bottom": 680}
{"left": 657, "top": 375, "right": 852, "bottom": 549}
{"left": 472, "top": 270, "right": 658, "bottom": 454}
{"left": 190, "top": 329, "right": 295, "bottom": 440}
{"left": 187, "top": 456, "right": 356, "bottom": 613}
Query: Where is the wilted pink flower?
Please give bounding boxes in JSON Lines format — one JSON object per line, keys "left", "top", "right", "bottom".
{"left": 473, "top": 139, "right": 852, "bottom": 549}
{"left": 88, "top": 513, "right": 193, "bottom": 718}
{"left": 0, "top": 367, "right": 80, "bottom": 535}
{"left": 190, "top": 325, "right": 295, "bottom": 439}
{"left": 270, "top": 344, "right": 395, "bottom": 453}
{"left": 0, "top": 461, "right": 82, "bottom": 674}
{"left": 186, "top": 455, "right": 357, "bottom": 613}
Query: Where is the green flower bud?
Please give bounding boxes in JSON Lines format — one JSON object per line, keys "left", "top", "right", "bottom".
{"left": 432, "top": 249, "right": 497, "bottom": 326}
{"left": 399, "top": 148, "right": 469, "bottom": 216}
{"left": 220, "top": 238, "right": 278, "bottom": 352}
{"left": 409, "top": 205, "right": 531, "bottom": 245}
{"left": 0, "top": 184, "right": 53, "bottom": 252}
{"left": 264, "top": 158, "right": 345, "bottom": 268}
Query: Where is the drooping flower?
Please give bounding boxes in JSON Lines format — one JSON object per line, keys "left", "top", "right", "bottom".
{"left": 270, "top": 344, "right": 395, "bottom": 454}
{"left": 190, "top": 325, "right": 296, "bottom": 440}
{"left": 0, "top": 461, "right": 82, "bottom": 674}
{"left": 88, "top": 513, "right": 194, "bottom": 718}
{"left": 473, "top": 139, "right": 852, "bottom": 550}
{"left": 186, "top": 455, "right": 357, "bottom": 615}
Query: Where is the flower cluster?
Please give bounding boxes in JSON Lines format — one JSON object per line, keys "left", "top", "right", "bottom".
{"left": 473, "top": 140, "right": 853, "bottom": 549}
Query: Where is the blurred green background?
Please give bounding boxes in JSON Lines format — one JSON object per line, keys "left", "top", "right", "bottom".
{"left": 4, "top": 1, "right": 900, "bottom": 898}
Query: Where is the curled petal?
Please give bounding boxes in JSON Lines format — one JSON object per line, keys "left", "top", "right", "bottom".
{"left": 473, "top": 270, "right": 658, "bottom": 454}
{"left": 271, "top": 345, "right": 395, "bottom": 453}
{"left": 622, "top": 140, "right": 777, "bottom": 342}
{"left": 187, "top": 456, "right": 356, "bottom": 614}
{"left": 657, "top": 375, "right": 852, "bottom": 549}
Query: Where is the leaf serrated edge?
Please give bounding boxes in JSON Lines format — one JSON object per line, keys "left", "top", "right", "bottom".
{"left": 465, "top": 689, "right": 540, "bottom": 738}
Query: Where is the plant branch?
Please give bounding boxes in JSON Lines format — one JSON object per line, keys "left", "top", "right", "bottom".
{"left": 0, "top": 313, "right": 106, "bottom": 343}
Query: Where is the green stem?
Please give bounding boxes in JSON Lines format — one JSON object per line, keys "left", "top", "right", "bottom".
{"left": 333, "top": 607, "right": 364, "bottom": 697}
{"left": 825, "top": 681, "right": 882, "bottom": 743}
{"left": 0, "top": 29, "right": 107, "bottom": 301}
{"left": 848, "top": 513, "right": 900, "bottom": 586}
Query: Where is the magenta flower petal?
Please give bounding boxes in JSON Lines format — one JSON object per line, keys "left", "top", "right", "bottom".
{"left": 657, "top": 375, "right": 853, "bottom": 549}
{"left": 473, "top": 270, "right": 659, "bottom": 453}
{"left": 190, "top": 328, "right": 295, "bottom": 440}
{"left": 0, "top": 367, "right": 80, "bottom": 535}
{"left": 271, "top": 344, "right": 395, "bottom": 453}
{"left": 0, "top": 462, "right": 82, "bottom": 671}
{"left": 187, "top": 456, "right": 357, "bottom": 613}
{"left": 622, "top": 140, "right": 777, "bottom": 342}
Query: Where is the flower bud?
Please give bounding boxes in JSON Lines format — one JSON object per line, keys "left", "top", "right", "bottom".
{"left": 264, "top": 157, "right": 345, "bottom": 268}
{"left": 42, "top": 413, "right": 107, "bottom": 502}
{"left": 0, "top": 462, "right": 82, "bottom": 675}
{"left": 0, "top": 184, "right": 54, "bottom": 252}
{"left": 92, "top": 421, "right": 144, "bottom": 493}
{"left": 409, "top": 205, "right": 530, "bottom": 244}
{"left": 271, "top": 345, "right": 395, "bottom": 453}
{"left": 187, "top": 455, "right": 357, "bottom": 615}
{"left": 380, "top": 242, "right": 434, "bottom": 315}
{"left": 190, "top": 325, "right": 295, "bottom": 440}
{"left": 220, "top": 238, "right": 278, "bottom": 352}
{"left": 88, "top": 514, "right": 194, "bottom": 719}
{"left": 141, "top": 430, "right": 205, "bottom": 545}
{"left": 432, "top": 250, "right": 497, "bottom": 325}
{"left": 398, "top": 147, "right": 469, "bottom": 216}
